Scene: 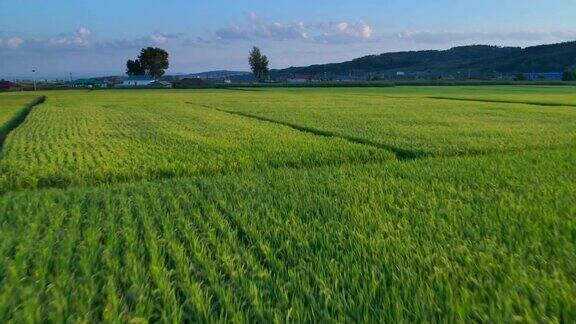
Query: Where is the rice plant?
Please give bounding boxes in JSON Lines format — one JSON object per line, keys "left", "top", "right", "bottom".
{"left": 0, "top": 149, "right": 574, "bottom": 322}
{"left": 0, "top": 87, "right": 574, "bottom": 322}
{"left": 0, "top": 90, "right": 394, "bottom": 191}
{"left": 0, "top": 94, "right": 42, "bottom": 147}
{"left": 204, "top": 87, "right": 576, "bottom": 157}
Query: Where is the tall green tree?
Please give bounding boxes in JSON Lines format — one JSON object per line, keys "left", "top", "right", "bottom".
{"left": 126, "top": 59, "right": 145, "bottom": 76}
{"left": 139, "top": 47, "right": 169, "bottom": 79}
{"left": 126, "top": 47, "right": 169, "bottom": 79}
{"left": 249, "top": 47, "right": 269, "bottom": 82}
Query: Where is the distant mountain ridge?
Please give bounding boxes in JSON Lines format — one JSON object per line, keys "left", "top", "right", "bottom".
{"left": 272, "top": 41, "right": 576, "bottom": 77}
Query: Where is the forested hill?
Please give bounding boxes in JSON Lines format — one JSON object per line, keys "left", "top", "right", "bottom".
{"left": 272, "top": 41, "right": 576, "bottom": 76}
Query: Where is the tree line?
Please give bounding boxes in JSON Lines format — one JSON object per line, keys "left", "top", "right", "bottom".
{"left": 126, "top": 46, "right": 269, "bottom": 82}
{"left": 563, "top": 67, "right": 576, "bottom": 81}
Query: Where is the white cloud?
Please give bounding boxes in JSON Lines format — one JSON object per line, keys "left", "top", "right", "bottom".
{"left": 141, "top": 32, "right": 181, "bottom": 45}
{"left": 1, "top": 37, "right": 24, "bottom": 49}
{"left": 216, "top": 25, "right": 249, "bottom": 40}
{"left": 97, "top": 32, "right": 181, "bottom": 49}
{"left": 216, "top": 13, "right": 308, "bottom": 41}
{"left": 314, "top": 21, "right": 374, "bottom": 43}
{"left": 150, "top": 33, "right": 167, "bottom": 44}
{"left": 0, "top": 29, "right": 185, "bottom": 54}
{"left": 77, "top": 27, "right": 91, "bottom": 39}
{"left": 215, "top": 13, "right": 374, "bottom": 44}
{"left": 50, "top": 27, "right": 91, "bottom": 46}
{"left": 183, "top": 36, "right": 211, "bottom": 46}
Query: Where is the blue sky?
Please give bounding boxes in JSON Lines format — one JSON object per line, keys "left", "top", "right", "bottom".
{"left": 1, "top": 0, "right": 575, "bottom": 78}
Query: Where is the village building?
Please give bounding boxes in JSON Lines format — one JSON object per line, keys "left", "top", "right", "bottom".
{"left": 524, "top": 72, "right": 563, "bottom": 81}
{"left": 150, "top": 80, "right": 173, "bottom": 88}
{"left": 0, "top": 80, "right": 23, "bottom": 91}
{"left": 121, "top": 76, "right": 156, "bottom": 87}
{"left": 176, "top": 78, "right": 208, "bottom": 87}
{"left": 287, "top": 74, "right": 318, "bottom": 84}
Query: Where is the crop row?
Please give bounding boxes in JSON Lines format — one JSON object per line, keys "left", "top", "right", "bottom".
{"left": 0, "top": 94, "right": 41, "bottom": 145}
{"left": 3, "top": 89, "right": 576, "bottom": 192}
{"left": 203, "top": 88, "right": 576, "bottom": 156}
{"left": 1, "top": 149, "right": 574, "bottom": 322}
{"left": 0, "top": 91, "right": 394, "bottom": 191}
{"left": 339, "top": 85, "right": 576, "bottom": 106}
{"left": 0, "top": 93, "right": 39, "bottom": 125}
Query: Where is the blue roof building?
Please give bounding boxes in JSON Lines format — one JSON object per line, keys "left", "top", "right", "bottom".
{"left": 121, "top": 75, "right": 155, "bottom": 86}
{"left": 524, "top": 72, "right": 563, "bottom": 81}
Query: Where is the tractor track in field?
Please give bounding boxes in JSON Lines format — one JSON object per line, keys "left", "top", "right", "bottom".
{"left": 0, "top": 96, "right": 46, "bottom": 152}
{"left": 195, "top": 104, "right": 422, "bottom": 161}
{"left": 1, "top": 136, "right": 574, "bottom": 195}
{"left": 0, "top": 98, "right": 573, "bottom": 195}
{"left": 427, "top": 96, "right": 576, "bottom": 108}
{"left": 195, "top": 103, "right": 576, "bottom": 161}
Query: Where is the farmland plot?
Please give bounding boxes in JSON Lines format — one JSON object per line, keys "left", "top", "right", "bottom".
{"left": 387, "top": 85, "right": 576, "bottom": 107}
{"left": 0, "top": 149, "right": 574, "bottom": 322}
{"left": 0, "top": 87, "right": 574, "bottom": 322}
{"left": 0, "top": 91, "right": 392, "bottom": 191}
{"left": 0, "top": 93, "right": 39, "bottom": 120}
{"left": 201, "top": 89, "right": 576, "bottom": 157}
{"left": 0, "top": 93, "right": 40, "bottom": 135}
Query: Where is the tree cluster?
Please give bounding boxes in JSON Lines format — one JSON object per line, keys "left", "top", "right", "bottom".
{"left": 126, "top": 46, "right": 272, "bottom": 83}
{"left": 276, "top": 42, "right": 576, "bottom": 78}
{"left": 562, "top": 67, "right": 576, "bottom": 81}
{"left": 126, "top": 47, "right": 169, "bottom": 79}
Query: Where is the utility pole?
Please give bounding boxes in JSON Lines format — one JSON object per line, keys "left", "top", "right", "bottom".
{"left": 32, "top": 69, "right": 37, "bottom": 91}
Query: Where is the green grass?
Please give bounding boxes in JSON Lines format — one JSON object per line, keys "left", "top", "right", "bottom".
{"left": 0, "top": 87, "right": 574, "bottom": 322}
{"left": 0, "top": 93, "right": 40, "bottom": 143}
{"left": 370, "top": 85, "right": 576, "bottom": 106}
{"left": 1, "top": 149, "right": 574, "bottom": 322}
{"left": 0, "top": 91, "right": 392, "bottom": 191}
{"left": 410, "top": 85, "right": 576, "bottom": 106}
{"left": 0, "top": 93, "right": 38, "bottom": 124}
{"left": 201, "top": 88, "right": 576, "bottom": 156}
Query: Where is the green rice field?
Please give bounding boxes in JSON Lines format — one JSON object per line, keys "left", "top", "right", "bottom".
{"left": 0, "top": 86, "right": 575, "bottom": 322}
{"left": 0, "top": 94, "right": 39, "bottom": 146}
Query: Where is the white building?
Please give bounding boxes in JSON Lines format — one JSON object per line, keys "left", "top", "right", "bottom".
{"left": 150, "top": 80, "right": 172, "bottom": 88}
{"left": 121, "top": 76, "right": 155, "bottom": 87}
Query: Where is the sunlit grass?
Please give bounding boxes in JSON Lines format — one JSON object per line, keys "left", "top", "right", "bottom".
{"left": 0, "top": 90, "right": 393, "bottom": 191}
{"left": 1, "top": 149, "right": 574, "bottom": 322}
{"left": 0, "top": 87, "right": 574, "bottom": 322}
